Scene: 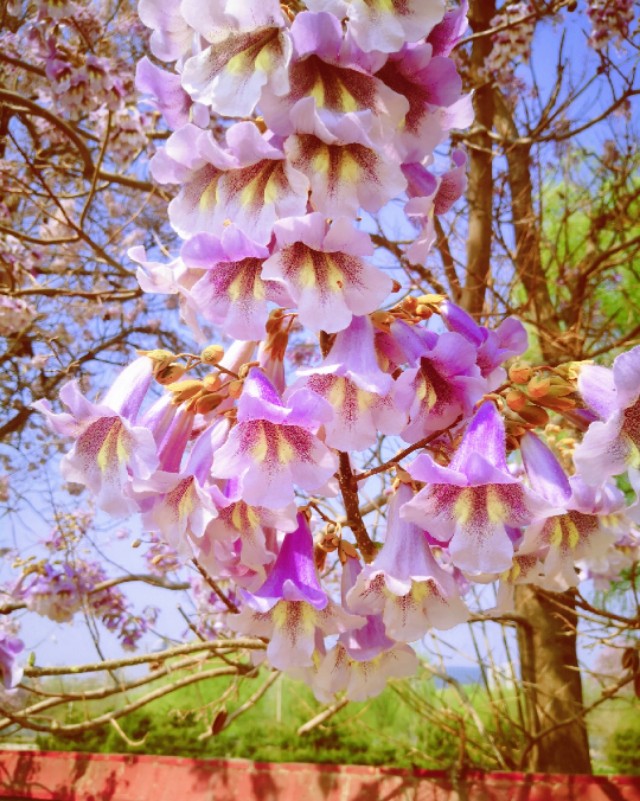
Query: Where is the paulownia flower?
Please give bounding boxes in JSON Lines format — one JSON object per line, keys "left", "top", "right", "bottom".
{"left": 392, "top": 321, "right": 486, "bottom": 443}
{"left": 260, "top": 12, "right": 408, "bottom": 145}
{"left": 403, "top": 150, "right": 468, "bottom": 265}
{"left": 228, "top": 513, "right": 364, "bottom": 669}
{"left": 150, "top": 122, "right": 309, "bottom": 244}
{"left": 347, "top": 484, "right": 469, "bottom": 641}
{"left": 136, "top": 57, "right": 209, "bottom": 130}
{"left": 519, "top": 434, "right": 629, "bottom": 590}
{"left": 574, "top": 345, "right": 640, "bottom": 483}
{"left": 439, "top": 301, "right": 528, "bottom": 389}
{"left": 284, "top": 119, "right": 406, "bottom": 217}
{"left": 138, "top": 0, "right": 196, "bottom": 64}
{"left": 304, "top": 0, "right": 445, "bottom": 54}
{"left": 402, "top": 402, "right": 545, "bottom": 574}
{"left": 197, "top": 477, "right": 297, "bottom": 585}
{"left": 427, "top": 0, "right": 469, "bottom": 57}
{"left": 180, "top": 0, "right": 292, "bottom": 117}
{"left": 211, "top": 368, "right": 337, "bottom": 509}
{"left": 0, "top": 634, "right": 24, "bottom": 691}
{"left": 290, "top": 315, "right": 404, "bottom": 450}
{"left": 262, "top": 213, "right": 392, "bottom": 333}
{"left": 137, "top": 421, "right": 228, "bottom": 557}
{"left": 375, "top": 42, "right": 472, "bottom": 162}
{"left": 180, "top": 225, "right": 292, "bottom": 341}
{"left": 33, "top": 359, "right": 158, "bottom": 516}
{"left": 313, "top": 556, "right": 419, "bottom": 701}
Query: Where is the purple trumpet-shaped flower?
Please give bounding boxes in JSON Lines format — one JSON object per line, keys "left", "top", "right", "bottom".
{"left": 427, "top": 0, "right": 469, "bottom": 57}
{"left": 392, "top": 321, "right": 486, "bottom": 444}
{"left": 375, "top": 43, "right": 472, "bottom": 163}
{"left": 519, "top": 464, "right": 629, "bottom": 591}
{"left": 136, "top": 57, "right": 209, "bottom": 130}
{"left": 128, "top": 246, "right": 207, "bottom": 340}
{"left": 136, "top": 421, "right": 229, "bottom": 558}
{"left": 347, "top": 484, "right": 469, "bottom": 641}
{"left": 260, "top": 12, "right": 408, "bottom": 145}
{"left": 0, "top": 634, "right": 24, "bottom": 691}
{"left": 289, "top": 316, "right": 404, "bottom": 451}
{"left": 196, "top": 477, "right": 297, "bottom": 586}
{"left": 440, "top": 301, "right": 528, "bottom": 389}
{"left": 262, "top": 213, "right": 392, "bottom": 333}
{"left": 180, "top": 226, "right": 292, "bottom": 341}
{"left": 179, "top": 0, "right": 291, "bottom": 117}
{"left": 574, "top": 345, "right": 640, "bottom": 483}
{"left": 211, "top": 369, "right": 337, "bottom": 509}
{"left": 33, "top": 358, "right": 158, "bottom": 516}
{"left": 305, "top": 0, "right": 445, "bottom": 54}
{"left": 19, "top": 563, "right": 92, "bottom": 622}
{"left": 283, "top": 116, "right": 407, "bottom": 218}
{"left": 228, "top": 513, "right": 364, "bottom": 669}
{"left": 151, "top": 122, "right": 309, "bottom": 244}
{"left": 137, "top": 0, "right": 196, "bottom": 64}
{"left": 313, "top": 555, "right": 419, "bottom": 702}
{"left": 402, "top": 402, "right": 545, "bottom": 574}
{"left": 403, "top": 150, "right": 468, "bottom": 264}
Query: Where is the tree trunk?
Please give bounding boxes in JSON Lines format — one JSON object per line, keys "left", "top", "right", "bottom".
{"left": 460, "top": 0, "right": 495, "bottom": 316}
{"left": 514, "top": 587, "right": 592, "bottom": 773}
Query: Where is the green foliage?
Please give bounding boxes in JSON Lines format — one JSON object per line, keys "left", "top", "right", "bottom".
{"left": 605, "top": 718, "right": 640, "bottom": 775}
{"left": 33, "top": 668, "right": 494, "bottom": 770}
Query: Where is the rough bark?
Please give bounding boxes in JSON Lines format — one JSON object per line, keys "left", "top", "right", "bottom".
{"left": 514, "top": 587, "right": 592, "bottom": 773}
{"left": 460, "top": 0, "right": 495, "bottom": 316}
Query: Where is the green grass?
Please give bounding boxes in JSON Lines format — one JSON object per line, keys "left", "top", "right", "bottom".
{"left": 10, "top": 664, "right": 639, "bottom": 774}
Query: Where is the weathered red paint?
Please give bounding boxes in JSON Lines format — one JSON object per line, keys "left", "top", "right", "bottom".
{"left": 0, "top": 750, "right": 638, "bottom": 801}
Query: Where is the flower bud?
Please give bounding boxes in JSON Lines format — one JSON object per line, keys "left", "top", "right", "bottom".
{"left": 517, "top": 404, "right": 549, "bottom": 427}
{"left": 505, "top": 389, "right": 528, "bottom": 412}
{"left": 155, "top": 362, "right": 187, "bottom": 385}
{"left": 509, "top": 362, "right": 533, "bottom": 384}
{"left": 166, "top": 379, "right": 203, "bottom": 402}
{"left": 200, "top": 344, "right": 224, "bottom": 365}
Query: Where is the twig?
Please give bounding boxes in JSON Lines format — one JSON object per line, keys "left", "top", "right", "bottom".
{"left": 297, "top": 697, "right": 349, "bottom": 736}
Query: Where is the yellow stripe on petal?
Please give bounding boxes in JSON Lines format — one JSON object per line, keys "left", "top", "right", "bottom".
{"left": 225, "top": 51, "right": 249, "bottom": 75}
{"left": 312, "top": 147, "right": 330, "bottom": 175}
{"left": 177, "top": 481, "right": 195, "bottom": 521}
{"left": 357, "top": 389, "right": 375, "bottom": 413}
{"left": 298, "top": 252, "right": 318, "bottom": 289}
{"left": 338, "top": 150, "right": 361, "bottom": 184}
{"left": 231, "top": 503, "right": 245, "bottom": 532}
{"left": 338, "top": 84, "right": 359, "bottom": 113}
{"left": 272, "top": 600, "right": 317, "bottom": 636}
{"left": 227, "top": 272, "right": 246, "bottom": 303}
{"left": 325, "top": 255, "right": 345, "bottom": 292}
{"left": 276, "top": 431, "right": 295, "bottom": 465}
{"left": 453, "top": 488, "right": 473, "bottom": 525}
{"left": 311, "top": 78, "right": 325, "bottom": 106}
{"left": 565, "top": 517, "right": 581, "bottom": 550}
{"left": 328, "top": 378, "right": 346, "bottom": 408}
{"left": 486, "top": 486, "right": 507, "bottom": 524}
{"left": 200, "top": 178, "right": 220, "bottom": 211}
{"left": 251, "top": 423, "right": 269, "bottom": 462}
{"left": 254, "top": 46, "right": 272, "bottom": 73}
{"left": 549, "top": 518, "right": 564, "bottom": 549}
{"left": 263, "top": 171, "right": 280, "bottom": 205}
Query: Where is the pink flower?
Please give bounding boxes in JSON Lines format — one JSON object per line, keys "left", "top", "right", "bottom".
{"left": 211, "top": 369, "right": 337, "bottom": 509}
{"left": 262, "top": 213, "right": 392, "bottom": 333}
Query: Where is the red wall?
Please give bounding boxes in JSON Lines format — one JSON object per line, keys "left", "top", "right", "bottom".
{"left": 1, "top": 750, "right": 639, "bottom": 801}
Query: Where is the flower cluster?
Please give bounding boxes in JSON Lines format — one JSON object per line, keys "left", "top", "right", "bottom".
{"left": 34, "top": 0, "right": 640, "bottom": 702}
{"left": 586, "top": 0, "right": 635, "bottom": 51}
